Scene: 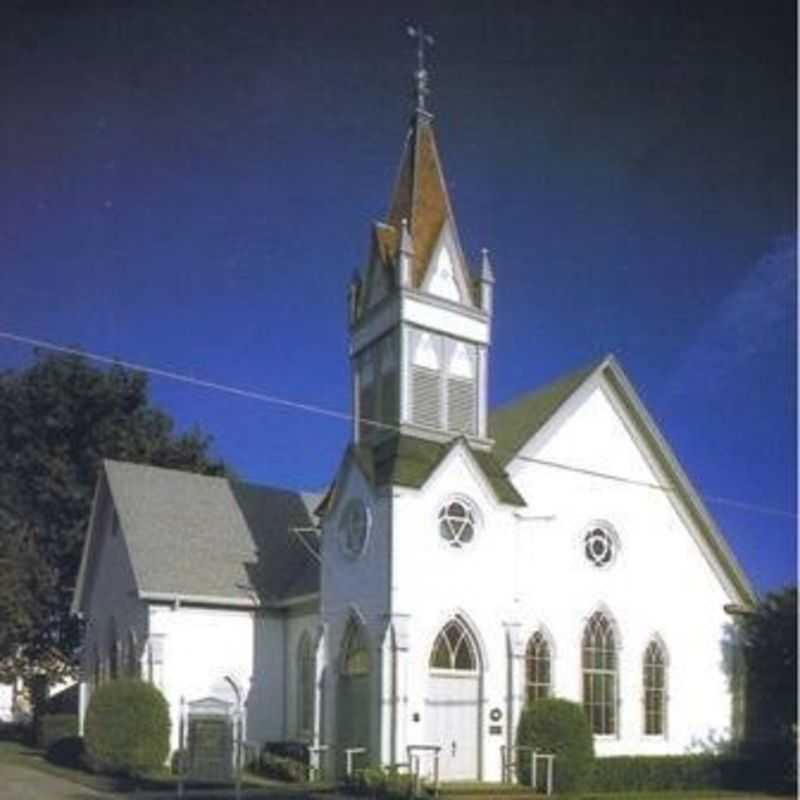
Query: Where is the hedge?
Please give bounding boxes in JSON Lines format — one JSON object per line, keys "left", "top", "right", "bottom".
{"left": 84, "top": 679, "right": 170, "bottom": 777}
{"left": 589, "top": 755, "right": 755, "bottom": 792}
{"left": 38, "top": 713, "right": 78, "bottom": 749}
{"left": 516, "top": 699, "right": 594, "bottom": 794}
{"left": 257, "top": 751, "right": 308, "bottom": 782}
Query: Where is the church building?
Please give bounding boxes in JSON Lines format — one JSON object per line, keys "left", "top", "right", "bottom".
{"left": 71, "top": 58, "right": 755, "bottom": 782}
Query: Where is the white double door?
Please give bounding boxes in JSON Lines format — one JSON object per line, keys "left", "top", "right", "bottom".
{"left": 424, "top": 673, "right": 480, "bottom": 780}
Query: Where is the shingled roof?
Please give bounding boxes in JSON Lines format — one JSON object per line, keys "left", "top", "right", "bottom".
{"left": 385, "top": 112, "right": 463, "bottom": 288}
{"left": 103, "top": 460, "right": 320, "bottom": 606}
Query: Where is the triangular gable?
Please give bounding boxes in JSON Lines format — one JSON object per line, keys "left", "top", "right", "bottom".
{"left": 421, "top": 219, "right": 476, "bottom": 307}
{"left": 498, "top": 356, "right": 756, "bottom": 607}
{"left": 325, "top": 435, "right": 524, "bottom": 509}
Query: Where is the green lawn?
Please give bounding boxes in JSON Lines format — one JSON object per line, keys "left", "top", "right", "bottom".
{"left": 435, "top": 781, "right": 787, "bottom": 800}
{"left": 0, "top": 742, "right": 790, "bottom": 800}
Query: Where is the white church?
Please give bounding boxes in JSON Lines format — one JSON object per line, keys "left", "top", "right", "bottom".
{"left": 72, "top": 61, "right": 755, "bottom": 782}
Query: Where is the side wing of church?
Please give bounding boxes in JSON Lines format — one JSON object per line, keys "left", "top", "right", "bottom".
{"left": 72, "top": 63, "right": 755, "bottom": 782}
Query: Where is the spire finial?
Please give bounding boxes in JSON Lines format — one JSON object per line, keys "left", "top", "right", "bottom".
{"left": 407, "top": 24, "right": 434, "bottom": 113}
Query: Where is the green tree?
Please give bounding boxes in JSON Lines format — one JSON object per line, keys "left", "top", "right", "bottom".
{"left": 739, "top": 586, "right": 797, "bottom": 790}
{"left": 0, "top": 351, "right": 227, "bottom": 689}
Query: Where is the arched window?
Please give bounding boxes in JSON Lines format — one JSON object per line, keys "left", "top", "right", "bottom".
{"left": 582, "top": 611, "right": 618, "bottom": 735}
{"left": 298, "top": 632, "right": 315, "bottom": 736}
{"left": 525, "top": 630, "right": 552, "bottom": 703}
{"left": 341, "top": 619, "right": 370, "bottom": 675}
{"left": 429, "top": 618, "right": 477, "bottom": 671}
{"left": 643, "top": 639, "right": 667, "bottom": 736}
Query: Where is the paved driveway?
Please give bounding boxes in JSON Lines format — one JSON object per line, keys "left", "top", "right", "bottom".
{"left": 0, "top": 761, "right": 111, "bottom": 799}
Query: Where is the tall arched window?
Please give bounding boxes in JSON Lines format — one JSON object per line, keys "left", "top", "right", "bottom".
{"left": 525, "top": 630, "right": 552, "bottom": 703}
{"left": 582, "top": 611, "right": 618, "bottom": 735}
{"left": 643, "top": 639, "right": 667, "bottom": 735}
{"left": 298, "top": 632, "right": 315, "bottom": 737}
{"left": 429, "top": 618, "right": 477, "bottom": 671}
{"left": 341, "top": 618, "right": 370, "bottom": 675}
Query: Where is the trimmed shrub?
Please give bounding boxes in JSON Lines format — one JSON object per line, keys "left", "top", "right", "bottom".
{"left": 84, "top": 679, "right": 170, "bottom": 777}
{"left": 588, "top": 754, "right": 754, "bottom": 792}
{"left": 347, "top": 766, "right": 415, "bottom": 799}
{"left": 257, "top": 750, "right": 308, "bottom": 782}
{"left": 262, "top": 740, "right": 309, "bottom": 764}
{"left": 39, "top": 713, "right": 79, "bottom": 749}
{"left": 46, "top": 735, "right": 85, "bottom": 768}
{"left": 516, "top": 698, "right": 594, "bottom": 794}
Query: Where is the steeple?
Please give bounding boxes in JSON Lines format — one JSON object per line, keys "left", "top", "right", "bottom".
{"left": 348, "top": 35, "right": 494, "bottom": 448}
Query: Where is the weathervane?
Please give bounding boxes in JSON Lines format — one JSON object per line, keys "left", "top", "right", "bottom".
{"left": 407, "top": 24, "right": 434, "bottom": 112}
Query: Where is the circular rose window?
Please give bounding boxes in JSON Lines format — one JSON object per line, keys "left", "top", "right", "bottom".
{"left": 584, "top": 526, "right": 616, "bottom": 567}
{"left": 339, "top": 498, "right": 370, "bottom": 558}
{"left": 438, "top": 499, "right": 477, "bottom": 549}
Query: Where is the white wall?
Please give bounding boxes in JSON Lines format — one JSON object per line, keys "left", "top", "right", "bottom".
{"left": 148, "top": 604, "right": 256, "bottom": 753}
{"left": 385, "top": 380, "right": 739, "bottom": 779}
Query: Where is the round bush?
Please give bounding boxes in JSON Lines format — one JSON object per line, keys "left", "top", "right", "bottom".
{"left": 516, "top": 698, "right": 594, "bottom": 794}
{"left": 84, "top": 679, "right": 170, "bottom": 777}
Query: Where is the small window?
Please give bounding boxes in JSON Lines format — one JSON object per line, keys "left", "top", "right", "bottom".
{"left": 584, "top": 525, "right": 617, "bottom": 568}
{"left": 429, "top": 618, "right": 477, "bottom": 671}
{"left": 438, "top": 498, "right": 477, "bottom": 549}
{"left": 339, "top": 498, "right": 370, "bottom": 559}
{"left": 526, "top": 630, "right": 552, "bottom": 703}
{"left": 643, "top": 639, "right": 667, "bottom": 736}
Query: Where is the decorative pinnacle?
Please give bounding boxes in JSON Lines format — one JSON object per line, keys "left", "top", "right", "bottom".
{"left": 407, "top": 24, "right": 434, "bottom": 112}
{"left": 400, "top": 217, "right": 415, "bottom": 254}
{"left": 480, "top": 247, "right": 495, "bottom": 283}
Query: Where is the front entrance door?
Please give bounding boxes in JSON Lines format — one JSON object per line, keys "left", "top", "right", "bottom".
{"left": 423, "top": 617, "right": 482, "bottom": 781}
{"left": 425, "top": 674, "right": 480, "bottom": 780}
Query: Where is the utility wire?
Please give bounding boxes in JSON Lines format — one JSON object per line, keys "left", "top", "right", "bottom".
{"left": 0, "top": 330, "right": 795, "bottom": 521}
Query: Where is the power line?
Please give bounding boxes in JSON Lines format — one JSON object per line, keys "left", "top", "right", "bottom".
{"left": 0, "top": 330, "right": 796, "bottom": 522}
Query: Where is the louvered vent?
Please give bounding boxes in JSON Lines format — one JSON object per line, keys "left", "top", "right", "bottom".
{"left": 411, "top": 366, "right": 442, "bottom": 429}
{"left": 448, "top": 377, "right": 476, "bottom": 434}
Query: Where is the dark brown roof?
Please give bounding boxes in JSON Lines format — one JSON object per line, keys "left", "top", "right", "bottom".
{"left": 386, "top": 115, "right": 456, "bottom": 287}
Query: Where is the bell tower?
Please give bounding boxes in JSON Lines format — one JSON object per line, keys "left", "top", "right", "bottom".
{"left": 348, "top": 36, "right": 494, "bottom": 448}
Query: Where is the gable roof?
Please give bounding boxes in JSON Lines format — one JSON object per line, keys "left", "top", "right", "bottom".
{"left": 490, "top": 356, "right": 756, "bottom": 607}
{"left": 489, "top": 359, "right": 603, "bottom": 466}
{"left": 347, "top": 434, "right": 525, "bottom": 507}
{"left": 101, "top": 460, "right": 320, "bottom": 607}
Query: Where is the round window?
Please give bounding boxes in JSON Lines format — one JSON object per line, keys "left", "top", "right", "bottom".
{"left": 339, "top": 498, "right": 370, "bottom": 558}
{"left": 438, "top": 499, "right": 477, "bottom": 549}
{"left": 584, "top": 526, "right": 616, "bottom": 568}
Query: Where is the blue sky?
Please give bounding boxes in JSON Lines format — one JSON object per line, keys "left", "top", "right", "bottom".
{"left": 0, "top": 1, "right": 795, "bottom": 593}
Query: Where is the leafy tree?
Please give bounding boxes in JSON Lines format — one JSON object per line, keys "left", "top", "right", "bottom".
{"left": 739, "top": 586, "right": 797, "bottom": 791}
{"left": 0, "top": 351, "right": 227, "bottom": 689}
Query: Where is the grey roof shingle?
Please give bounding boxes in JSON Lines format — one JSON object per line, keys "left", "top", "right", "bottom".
{"left": 104, "top": 460, "right": 320, "bottom": 605}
